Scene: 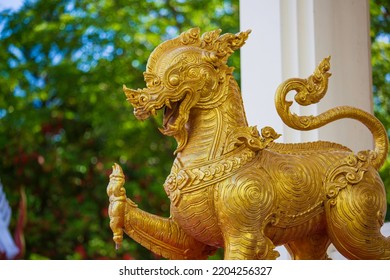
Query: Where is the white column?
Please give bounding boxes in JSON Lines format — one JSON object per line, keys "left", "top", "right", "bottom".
{"left": 240, "top": 0, "right": 373, "bottom": 152}
{"left": 239, "top": 0, "right": 284, "bottom": 137}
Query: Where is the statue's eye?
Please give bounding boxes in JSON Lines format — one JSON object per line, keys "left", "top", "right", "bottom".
{"left": 169, "top": 75, "right": 180, "bottom": 86}
{"left": 145, "top": 76, "right": 161, "bottom": 88}
{"left": 139, "top": 94, "right": 149, "bottom": 105}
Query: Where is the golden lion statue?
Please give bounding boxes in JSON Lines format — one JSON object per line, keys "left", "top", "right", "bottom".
{"left": 107, "top": 28, "right": 390, "bottom": 259}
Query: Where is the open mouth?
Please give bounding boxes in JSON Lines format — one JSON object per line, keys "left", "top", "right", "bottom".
{"left": 162, "top": 101, "right": 180, "bottom": 131}
{"left": 133, "top": 98, "right": 181, "bottom": 136}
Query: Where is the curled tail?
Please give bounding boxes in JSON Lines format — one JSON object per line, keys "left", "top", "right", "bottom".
{"left": 275, "top": 56, "right": 388, "bottom": 170}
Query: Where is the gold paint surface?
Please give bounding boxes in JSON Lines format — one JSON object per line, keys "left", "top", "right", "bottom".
{"left": 107, "top": 28, "right": 390, "bottom": 259}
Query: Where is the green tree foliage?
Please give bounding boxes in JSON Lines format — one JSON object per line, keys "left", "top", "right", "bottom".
{"left": 0, "top": 0, "right": 239, "bottom": 259}
{"left": 371, "top": 0, "right": 390, "bottom": 220}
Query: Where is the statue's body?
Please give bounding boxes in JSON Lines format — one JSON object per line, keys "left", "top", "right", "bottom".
{"left": 107, "top": 28, "right": 390, "bottom": 259}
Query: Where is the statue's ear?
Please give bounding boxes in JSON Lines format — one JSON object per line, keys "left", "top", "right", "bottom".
{"left": 219, "top": 29, "right": 252, "bottom": 53}
{"left": 200, "top": 29, "right": 251, "bottom": 64}
{"left": 201, "top": 51, "right": 220, "bottom": 67}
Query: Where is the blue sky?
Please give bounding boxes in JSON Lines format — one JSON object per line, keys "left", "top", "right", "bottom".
{"left": 0, "top": 0, "right": 24, "bottom": 11}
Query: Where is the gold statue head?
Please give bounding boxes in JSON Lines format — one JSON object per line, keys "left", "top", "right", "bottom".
{"left": 123, "top": 28, "right": 250, "bottom": 145}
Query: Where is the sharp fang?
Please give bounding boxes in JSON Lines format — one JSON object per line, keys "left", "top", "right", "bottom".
{"left": 151, "top": 108, "right": 157, "bottom": 116}
{"left": 165, "top": 99, "right": 172, "bottom": 109}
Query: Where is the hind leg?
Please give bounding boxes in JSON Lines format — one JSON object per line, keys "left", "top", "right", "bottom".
{"left": 285, "top": 233, "right": 331, "bottom": 260}
{"left": 326, "top": 166, "right": 390, "bottom": 259}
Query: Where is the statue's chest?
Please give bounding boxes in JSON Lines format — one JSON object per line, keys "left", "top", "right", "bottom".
{"left": 163, "top": 160, "right": 223, "bottom": 247}
{"left": 163, "top": 148, "right": 258, "bottom": 247}
{"left": 169, "top": 186, "right": 223, "bottom": 247}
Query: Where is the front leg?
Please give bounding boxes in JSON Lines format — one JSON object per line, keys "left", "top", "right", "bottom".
{"left": 107, "top": 163, "right": 215, "bottom": 259}
{"left": 216, "top": 171, "right": 279, "bottom": 260}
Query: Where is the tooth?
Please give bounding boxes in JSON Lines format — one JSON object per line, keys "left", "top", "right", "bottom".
{"left": 151, "top": 108, "right": 157, "bottom": 116}
{"left": 165, "top": 99, "right": 172, "bottom": 109}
